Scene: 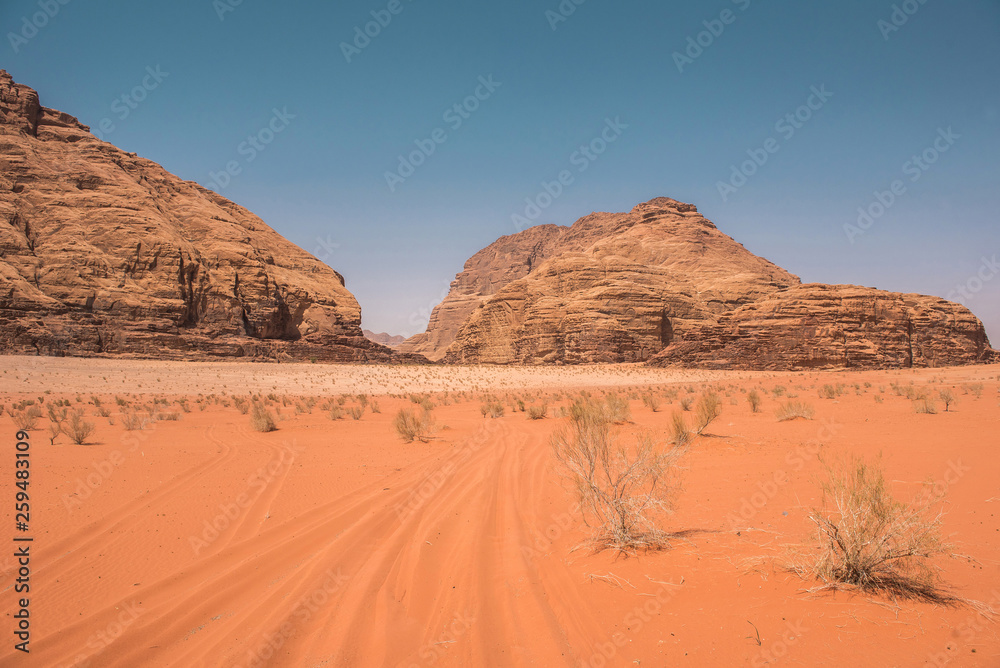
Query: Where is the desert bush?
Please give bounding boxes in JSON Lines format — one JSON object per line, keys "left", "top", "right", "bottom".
{"left": 670, "top": 412, "right": 691, "bottom": 448}
{"left": 64, "top": 410, "right": 96, "bottom": 445}
{"left": 966, "top": 383, "right": 984, "bottom": 399}
{"left": 553, "top": 398, "right": 687, "bottom": 553}
{"left": 348, "top": 406, "right": 364, "bottom": 421}
{"left": 48, "top": 422, "right": 61, "bottom": 445}
{"left": 158, "top": 412, "right": 181, "bottom": 421}
{"left": 370, "top": 401, "right": 381, "bottom": 414}
{"left": 47, "top": 404, "right": 68, "bottom": 425}
{"left": 250, "top": 403, "right": 278, "bottom": 433}
{"left": 938, "top": 389, "right": 955, "bottom": 412}
{"left": 747, "top": 389, "right": 762, "bottom": 413}
{"left": 394, "top": 408, "right": 434, "bottom": 443}
{"left": 121, "top": 410, "right": 148, "bottom": 431}
{"left": 234, "top": 397, "right": 249, "bottom": 414}
{"left": 12, "top": 407, "right": 41, "bottom": 431}
{"left": 527, "top": 404, "right": 548, "bottom": 420}
{"left": 776, "top": 401, "right": 815, "bottom": 422}
{"left": 603, "top": 393, "right": 631, "bottom": 424}
{"left": 328, "top": 406, "right": 343, "bottom": 420}
{"left": 641, "top": 393, "right": 661, "bottom": 413}
{"left": 679, "top": 397, "right": 692, "bottom": 412}
{"left": 482, "top": 401, "right": 505, "bottom": 418}
{"left": 807, "top": 457, "right": 952, "bottom": 602}
{"left": 913, "top": 398, "right": 938, "bottom": 415}
{"left": 820, "top": 384, "right": 838, "bottom": 400}
{"left": 693, "top": 392, "right": 722, "bottom": 434}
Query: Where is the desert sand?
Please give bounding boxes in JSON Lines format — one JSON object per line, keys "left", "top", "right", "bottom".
{"left": 0, "top": 355, "right": 998, "bottom": 667}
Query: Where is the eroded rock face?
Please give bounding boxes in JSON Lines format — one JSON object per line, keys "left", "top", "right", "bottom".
{"left": 411, "top": 197, "right": 996, "bottom": 369}
{"left": 0, "top": 70, "right": 406, "bottom": 362}
{"left": 647, "top": 284, "right": 997, "bottom": 370}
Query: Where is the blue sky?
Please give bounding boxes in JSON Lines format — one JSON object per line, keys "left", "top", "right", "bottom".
{"left": 3, "top": 0, "right": 999, "bottom": 342}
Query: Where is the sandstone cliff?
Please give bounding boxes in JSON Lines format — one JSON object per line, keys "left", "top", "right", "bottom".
{"left": 0, "top": 70, "right": 410, "bottom": 362}
{"left": 407, "top": 197, "right": 996, "bottom": 369}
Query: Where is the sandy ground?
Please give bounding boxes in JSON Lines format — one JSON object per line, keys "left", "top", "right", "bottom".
{"left": 0, "top": 357, "right": 997, "bottom": 667}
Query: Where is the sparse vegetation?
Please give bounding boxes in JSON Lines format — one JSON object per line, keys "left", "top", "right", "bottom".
{"left": 250, "top": 402, "right": 278, "bottom": 433}
{"left": 913, "top": 397, "right": 938, "bottom": 415}
{"left": 747, "top": 389, "right": 762, "bottom": 413}
{"left": 693, "top": 391, "right": 722, "bottom": 434}
{"left": 394, "top": 407, "right": 434, "bottom": 443}
{"left": 64, "top": 409, "right": 96, "bottom": 445}
{"left": 806, "top": 456, "right": 953, "bottom": 603}
{"left": 553, "top": 397, "right": 688, "bottom": 554}
{"left": 939, "top": 389, "right": 955, "bottom": 412}
{"left": 776, "top": 401, "right": 815, "bottom": 422}
{"left": 527, "top": 404, "right": 548, "bottom": 420}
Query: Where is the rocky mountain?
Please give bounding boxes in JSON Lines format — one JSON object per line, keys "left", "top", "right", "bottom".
{"left": 363, "top": 330, "right": 405, "bottom": 348}
{"left": 0, "top": 70, "right": 414, "bottom": 362}
{"left": 401, "top": 197, "right": 997, "bottom": 369}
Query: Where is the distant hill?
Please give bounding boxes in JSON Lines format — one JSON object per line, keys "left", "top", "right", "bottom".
{"left": 363, "top": 330, "right": 405, "bottom": 348}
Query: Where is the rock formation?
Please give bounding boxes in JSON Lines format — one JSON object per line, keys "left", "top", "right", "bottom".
{"left": 402, "top": 197, "right": 996, "bottom": 369}
{"left": 0, "top": 70, "right": 415, "bottom": 362}
{"left": 363, "top": 330, "right": 405, "bottom": 348}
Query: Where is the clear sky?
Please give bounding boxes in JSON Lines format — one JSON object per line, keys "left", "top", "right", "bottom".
{"left": 3, "top": 0, "right": 998, "bottom": 343}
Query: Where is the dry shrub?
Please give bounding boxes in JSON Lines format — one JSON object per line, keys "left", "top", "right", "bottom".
{"left": 679, "top": 397, "right": 692, "bottom": 412}
{"left": 776, "top": 401, "right": 815, "bottom": 422}
{"left": 747, "top": 389, "right": 762, "bottom": 413}
{"left": 250, "top": 403, "right": 278, "bottom": 433}
{"left": 527, "top": 404, "right": 548, "bottom": 420}
{"left": 693, "top": 391, "right": 721, "bottom": 434}
{"left": 553, "top": 398, "right": 687, "bottom": 554}
{"left": 394, "top": 407, "right": 434, "bottom": 443}
{"left": 914, "top": 397, "right": 938, "bottom": 415}
{"left": 807, "top": 456, "right": 954, "bottom": 603}
{"left": 938, "top": 389, "right": 955, "bottom": 412}
{"left": 641, "top": 393, "right": 661, "bottom": 413}
{"left": 348, "top": 406, "right": 364, "bottom": 421}
{"left": 64, "top": 409, "right": 96, "bottom": 445}
{"left": 121, "top": 410, "right": 149, "bottom": 431}
{"left": 482, "top": 401, "right": 505, "bottom": 418}
{"left": 329, "top": 406, "right": 343, "bottom": 420}
{"left": 12, "top": 407, "right": 42, "bottom": 431}
{"left": 670, "top": 412, "right": 691, "bottom": 448}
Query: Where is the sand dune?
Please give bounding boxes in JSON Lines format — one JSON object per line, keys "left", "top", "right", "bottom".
{"left": 1, "top": 358, "right": 998, "bottom": 666}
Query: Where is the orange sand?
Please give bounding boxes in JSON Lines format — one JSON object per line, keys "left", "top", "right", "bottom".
{"left": 0, "top": 356, "right": 997, "bottom": 667}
